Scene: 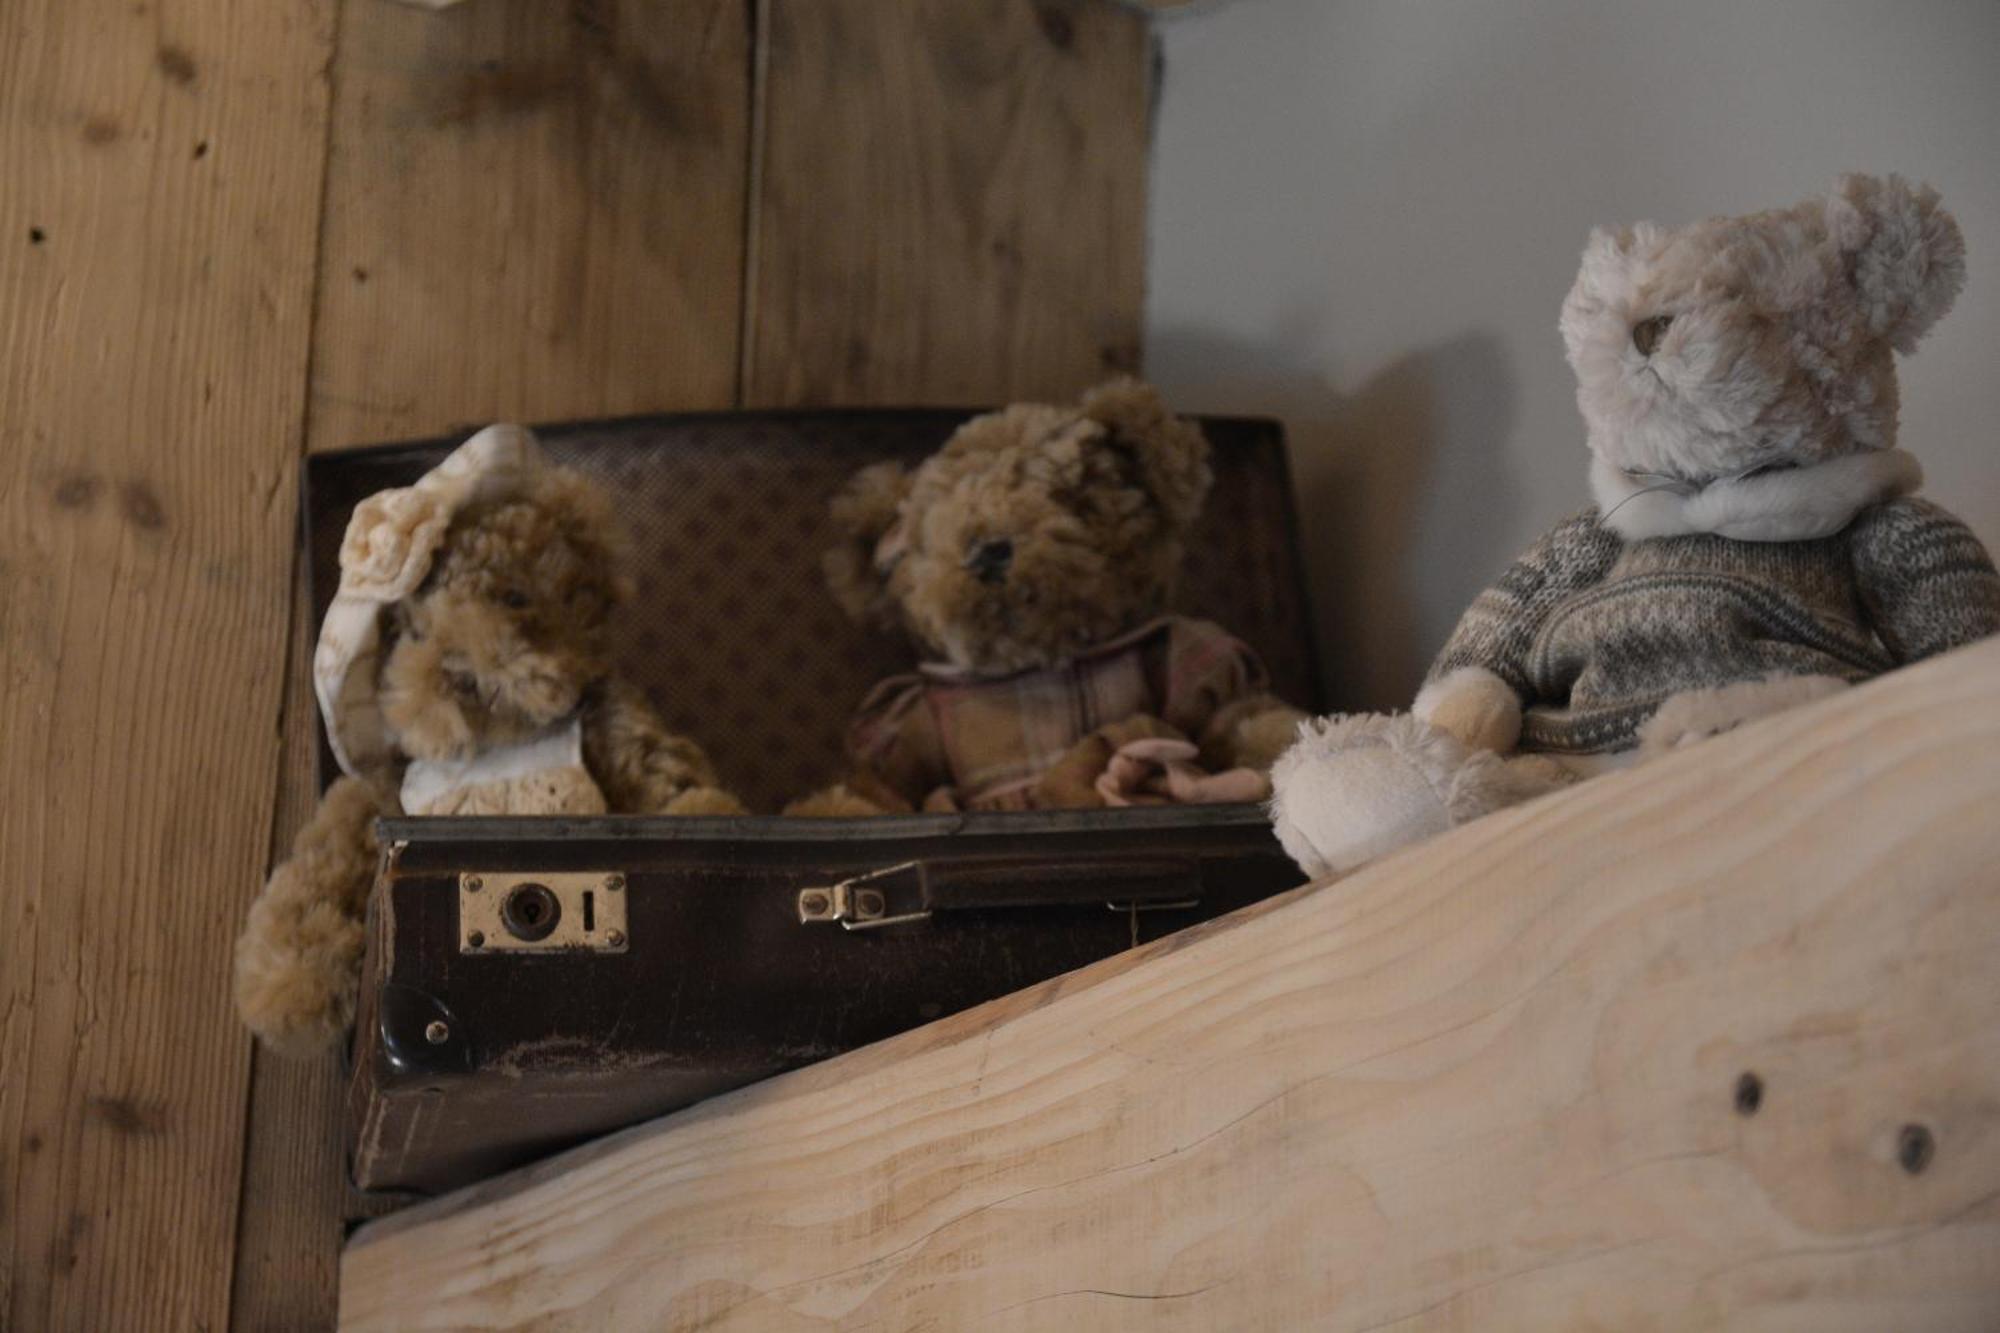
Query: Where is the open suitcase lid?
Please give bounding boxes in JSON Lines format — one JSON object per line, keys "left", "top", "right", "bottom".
{"left": 304, "top": 408, "right": 1324, "bottom": 816}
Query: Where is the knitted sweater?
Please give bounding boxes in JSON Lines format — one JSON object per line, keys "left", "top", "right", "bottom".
{"left": 1427, "top": 497, "right": 2000, "bottom": 755}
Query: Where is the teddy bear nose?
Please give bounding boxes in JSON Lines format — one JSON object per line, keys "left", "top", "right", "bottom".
{"left": 1632, "top": 314, "right": 1672, "bottom": 357}
{"left": 965, "top": 537, "right": 1014, "bottom": 584}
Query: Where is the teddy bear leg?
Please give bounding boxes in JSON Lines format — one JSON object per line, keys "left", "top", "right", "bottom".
{"left": 1268, "top": 713, "right": 1574, "bottom": 879}
{"left": 662, "top": 785, "right": 750, "bottom": 816}
{"left": 234, "top": 776, "right": 385, "bottom": 1056}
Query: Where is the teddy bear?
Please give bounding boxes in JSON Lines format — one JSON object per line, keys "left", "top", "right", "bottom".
{"left": 1270, "top": 173, "right": 2000, "bottom": 878}
{"left": 788, "top": 380, "right": 1305, "bottom": 816}
{"left": 235, "top": 424, "right": 743, "bottom": 1055}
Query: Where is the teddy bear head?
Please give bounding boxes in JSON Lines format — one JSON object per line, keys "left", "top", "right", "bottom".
{"left": 316, "top": 426, "right": 631, "bottom": 778}
{"left": 1560, "top": 174, "right": 1964, "bottom": 492}
{"left": 824, "top": 380, "right": 1213, "bottom": 674}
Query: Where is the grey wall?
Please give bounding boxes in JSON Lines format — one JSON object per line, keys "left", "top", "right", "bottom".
{"left": 1146, "top": 0, "right": 2000, "bottom": 709}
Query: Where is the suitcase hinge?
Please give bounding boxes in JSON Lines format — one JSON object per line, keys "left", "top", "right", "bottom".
{"left": 796, "top": 862, "right": 932, "bottom": 931}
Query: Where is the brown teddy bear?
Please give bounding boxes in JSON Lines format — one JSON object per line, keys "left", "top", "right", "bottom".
{"left": 235, "top": 425, "right": 743, "bottom": 1055}
{"left": 790, "top": 380, "right": 1304, "bottom": 816}
{"left": 1270, "top": 174, "right": 2000, "bottom": 877}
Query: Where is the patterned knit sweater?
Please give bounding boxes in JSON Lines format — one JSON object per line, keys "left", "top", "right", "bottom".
{"left": 1427, "top": 497, "right": 2000, "bottom": 755}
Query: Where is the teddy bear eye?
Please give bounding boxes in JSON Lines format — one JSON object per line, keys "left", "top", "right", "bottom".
{"left": 499, "top": 589, "right": 530, "bottom": 610}
{"left": 1631, "top": 315, "right": 1672, "bottom": 357}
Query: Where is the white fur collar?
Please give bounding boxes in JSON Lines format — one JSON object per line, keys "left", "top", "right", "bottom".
{"left": 1589, "top": 449, "right": 1922, "bottom": 542}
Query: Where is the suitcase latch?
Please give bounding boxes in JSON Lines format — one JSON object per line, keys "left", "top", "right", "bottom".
{"left": 796, "top": 862, "right": 932, "bottom": 931}
{"left": 460, "top": 871, "right": 630, "bottom": 953}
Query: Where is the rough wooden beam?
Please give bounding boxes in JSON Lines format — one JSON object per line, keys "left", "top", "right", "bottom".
{"left": 0, "top": 0, "right": 336, "bottom": 1327}
{"left": 304, "top": 0, "right": 750, "bottom": 451}
{"left": 339, "top": 638, "right": 2000, "bottom": 1329}
{"left": 741, "top": 0, "right": 1152, "bottom": 407}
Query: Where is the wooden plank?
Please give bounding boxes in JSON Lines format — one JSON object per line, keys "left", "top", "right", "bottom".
{"left": 229, "top": 3, "right": 754, "bottom": 1327}
{"left": 340, "top": 638, "right": 2000, "bottom": 1330}
{"left": 742, "top": 0, "right": 1152, "bottom": 407}
{"left": 0, "top": 0, "right": 336, "bottom": 1327}
{"left": 305, "top": 0, "right": 749, "bottom": 451}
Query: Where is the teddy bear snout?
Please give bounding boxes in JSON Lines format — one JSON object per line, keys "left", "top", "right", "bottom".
{"left": 964, "top": 537, "right": 1014, "bottom": 584}
{"left": 1632, "top": 314, "right": 1672, "bottom": 357}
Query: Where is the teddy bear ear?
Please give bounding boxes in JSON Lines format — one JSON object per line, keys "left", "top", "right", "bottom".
{"left": 525, "top": 465, "right": 630, "bottom": 581}
{"left": 1079, "top": 378, "right": 1213, "bottom": 531}
{"left": 1822, "top": 174, "right": 1966, "bottom": 353}
{"left": 822, "top": 460, "right": 911, "bottom": 626}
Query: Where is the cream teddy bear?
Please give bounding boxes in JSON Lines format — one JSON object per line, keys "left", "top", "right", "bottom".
{"left": 1271, "top": 174, "right": 2000, "bottom": 877}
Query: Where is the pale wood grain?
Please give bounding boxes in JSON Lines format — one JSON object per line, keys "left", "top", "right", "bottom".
{"left": 304, "top": 0, "right": 749, "bottom": 451}
{"left": 742, "top": 0, "right": 1152, "bottom": 407}
{"left": 0, "top": 0, "right": 336, "bottom": 1327}
{"left": 340, "top": 639, "right": 2000, "bottom": 1330}
{"left": 229, "top": 4, "right": 753, "bottom": 1327}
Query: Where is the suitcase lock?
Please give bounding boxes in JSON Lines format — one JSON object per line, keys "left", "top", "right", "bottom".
{"left": 459, "top": 871, "right": 631, "bottom": 953}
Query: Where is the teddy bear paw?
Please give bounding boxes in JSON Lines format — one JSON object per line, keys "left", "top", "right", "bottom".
{"left": 1268, "top": 712, "right": 1472, "bottom": 878}
{"left": 1636, "top": 674, "right": 1850, "bottom": 755}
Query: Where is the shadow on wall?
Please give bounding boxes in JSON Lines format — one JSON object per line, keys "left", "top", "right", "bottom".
{"left": 1150, "top": 326, "right": 1522, "bottom": 712}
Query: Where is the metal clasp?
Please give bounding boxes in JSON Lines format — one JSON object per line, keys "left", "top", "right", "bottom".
{"left": 796, "top": 861, "right": 933, "bottom": 931}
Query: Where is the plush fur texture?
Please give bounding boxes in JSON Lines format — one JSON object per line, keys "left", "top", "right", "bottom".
{"left": 1587, "top": 448, "right": 1924, "bottom": 543}
{"left": 826, "top": 380, "right": 1215, "bottom": 673}
{"left": 1271, "top": 174, "right": 1988, "bottom": 879}
{"left": 1270, "top": 713, "right": 1573, "bottom": 878}
{"left": 236, "top": 459, "right": 742, "bottom": 1055}
{"left": 1561, "top": 174, "right": 1962, "bottom": 485}
{"left": 1412, "top": 665, "right": 1522, "bottom": 752}
{"left": 233, "top": 775, "right": 385, "bottom": 1055}
{"left": 1635, "top": 673, "right": 1849, "bottom": 754}
{"left": 797, "top": 379, "right": 1303, "bottom": 814}
{"left": 379, "top": 473, "right": 628, "bottom": 761}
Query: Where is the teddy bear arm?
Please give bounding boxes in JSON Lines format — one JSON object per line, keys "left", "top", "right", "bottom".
{"left": 1406, "top": 512, "right": 1623, "bottom": 746}
{"left": 582, "top": 678, "right": 744, "bottom": 815}
{"left": 1847, "top": 497, "right": 2000, "bottom": 665}
{"left": 234, "top": 774, "right": 389, "bottom": 1054}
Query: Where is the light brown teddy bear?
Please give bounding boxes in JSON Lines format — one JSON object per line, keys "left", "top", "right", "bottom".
{"left": 236, "top": 425, "right": 742, "bottom": 1055}
{"left": 791, "top": 380, "right": 1305, "bottom": 816}
{"left": 1271, "top": 174, "right": 2000, "bottom": 877}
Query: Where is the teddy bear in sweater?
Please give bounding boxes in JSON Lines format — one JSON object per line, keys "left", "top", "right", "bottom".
{"left": 789, "top": 380, "right": 1305, "bottom": 815}
{"left": 1271, "top": 174, "right": 2000, "bottom": 878}
{"left": 235, "top": 425, "right": 743, "bottom": 1054}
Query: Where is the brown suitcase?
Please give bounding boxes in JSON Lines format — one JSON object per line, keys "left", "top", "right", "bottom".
{"left": 321, "top": 409, "right": 1322, "bottom": 1197}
